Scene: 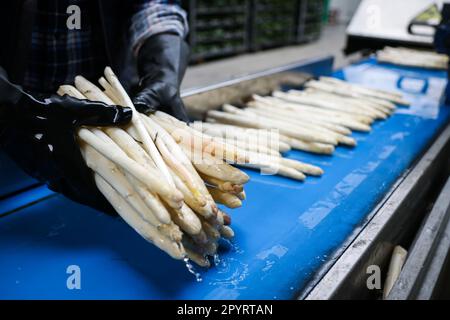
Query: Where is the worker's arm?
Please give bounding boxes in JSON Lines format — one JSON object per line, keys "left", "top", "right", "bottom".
{"left": 130, "top": 0, "right": 190, "bottom": 122}
{"left": 0, "top": 69, "right": 132, "bottom": 213}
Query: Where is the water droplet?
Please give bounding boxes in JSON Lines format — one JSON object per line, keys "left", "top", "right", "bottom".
{"left": 184, "top": 257, "right": 202, "bottom": 282}
{"left": 213, "top": 254, "right": 221, "bottom": 266}
{"left": 228, "top": 240, "right": 243, "bottom": 253}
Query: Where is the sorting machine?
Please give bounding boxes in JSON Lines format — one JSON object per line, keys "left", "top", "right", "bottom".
{"left": 1, "top": 55, "right": 449, "bottom": 299}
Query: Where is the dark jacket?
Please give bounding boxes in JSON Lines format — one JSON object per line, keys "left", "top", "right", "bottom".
{"left": 0, "top": 0, "right": 138, "bottom": 90}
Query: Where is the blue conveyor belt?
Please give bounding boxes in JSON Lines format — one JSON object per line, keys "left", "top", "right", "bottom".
{"left": 0, "top": 152, "right": 39, "bottom": 199}
{"left": 0, "top": 58, "right": 449, "bottom": 299}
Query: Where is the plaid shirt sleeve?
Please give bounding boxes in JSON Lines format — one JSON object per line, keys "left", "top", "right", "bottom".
{"left": 130, "top": 0, "right": 189, "bottom": 54}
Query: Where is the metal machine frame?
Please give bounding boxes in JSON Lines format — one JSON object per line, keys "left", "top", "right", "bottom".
{"left": 305, "top": 123, "right": 450, "bottom": 299}
{"left": 1, "top": 55, "right": 449, "bottom": 299}
{"left": 181, "top": 56, "right": 450, "bottom": 300}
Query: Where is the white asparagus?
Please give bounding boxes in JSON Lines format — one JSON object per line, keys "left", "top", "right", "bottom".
{"left": 200, "top": 219, "right": 221, "bottom": 240}
{"left": 209, "top": 210, "right": 225, "bottom": 229}
{"left": 96, "top": 127, "right": 178, "bottom": 224}
{"left": 95, "top": 174, "right": 185, "bottom": 259}
{"left": 186, "top": 230, "right": 217, "bottom": 255}
{"left": 319, "top": 76, "right": 410, "bottom": 106}
{"left": 60, "top": 70, "right": 247, "bottom": 266}
{"left": 236, "top": 190, "right": 246, "bottom": 201}
{"left": 104, "top": 127, "right": 156, "bottom": 170}
{"left": 303, "top": 89, "right": 389, "bottom": 119}
{"left": 192, "top": 121, "right": 292, "bottom": 152}
{"left": 96, "top": 126, "right": 206, "bottom": 232}
{"left": 126, "top": 174, "right": 174, "bottom": 225}
{"left": 195, "top": 120, "right": 325, "bottom": 174}
{"left": 304, "top": 82, "right": 395, "bottom": 114}
{"left": 219, "top": 225, "right": 235, "bottom": 239}
{"left": 377, "top": 47, "right": 448, "bottom": 71}
{"left": 168, "top": 203, "right": 203, "bottom": 236}
{"left": 103, "top": 67, "right": 175, "bottom": 186}
{"left": 242, "top": 105, "right": 357, "bottom": 147}
{"left": 57, "top": 85, "right": 86, "bottom": 100}
{"left": 91, "top": 128, "right": 182, "bottom": 215}
{"left": 204, "top": 110, "right": 336, "bottom": 154}
{"left": 180, "top": 143, "right": 250, "bottom": 185}
{"left": 169, "top": 167, "right": 215, "bottom": 218}
{"left": 154, "top": 113, "right": 249, "bottom": 164}
{"left": 269, "top": 92, "right": 374, "bottom": 124}
{"left": 144, "top": 115, "right": 230, "bottom": 193}
{"left": 195, "top": 118, "right": 283, "bottom": 155}
{"left": 239, "top": 162, "right": 306, "bottom": 181}
{"left": 223, "top": 103, "right": 349, "bottom": 144}
{"left": 183, "top": 247, "right": 211, "bottom": 268}
{"left": 302, "top": 80, "right": 397, "bottom": 111}
{"left": 383, "top": 245, "right": 408, "bottom": 299}
{"left": 207, "top": 110, "right": 339, "bottom": 145}
{"left": 77, "top": 128, "right": 183, "bottom": 206}
{"left": 82, "top": 144, "right": 183, "bottom": 242}
{"left": 207, "top": 187, "right": 242, "bottom": 209}
{"left": 302, "top": 91, "right": 385, "bottom": 119}
{"left": 279, "top": 157, "right": 323, "bottom": 176}
{"left": 182, "top": 236, "right": 212, "bottom": 265}
{"left": 82, "top": 144, "right": 164, "bottom": 225}
{"left": 251, "top": 95, "right": 372, "bottom": 132}
{"left": 74, "top": 76, "right": 115, "bottom": 105}
{"left": 140, "top": 116, "right": 218, "bottom": 208}
{"left": 279, "top": 135, "right": 335, "bottom": 154}
{"left": 141, "top": 115, "right": 209, "bottom": 208}
{"left": 273, "top": 91, "right": 375, "bottom": 124}
{"left": 321, "top": 76, "right": 405, "bottom": 99}
{"left": 145, "top": 122, "right": 236, "bottom": 221}
{"left": 218, "top": 210, "right": 230, "bottom": 225}
{"left": 213, "top": 135, "right": 281, "bottom": 157}
{"left": 246, "top": 101, "right": 352, "bottom": 135}
{"left": 200, "top": 173, "right": 244, "bottom": 194}
{"left": 98, "top": 76, "right": 122, "bottom": 105}
{"left": 57, "top": 85, "right": 179, "bottom": 224}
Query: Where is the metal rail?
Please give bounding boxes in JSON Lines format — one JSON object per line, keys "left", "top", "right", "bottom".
{"left": 388, "top": 176, "right": 450, "bottom": 300}
{"left": 305, "top": 122, "right": 450, "bottom": 300}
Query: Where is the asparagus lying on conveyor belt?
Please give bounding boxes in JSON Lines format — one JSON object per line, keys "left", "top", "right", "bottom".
{"left": 377, "top": 46, "right": 449, "bottom": 70}
{"left": 190, "top": 121, "right": 324, "bottom": 180}
{"left": 204, "top": 76, "right": 409, "bottom": 164}
{"left": 309, "top": 76, "right": 410, "bottom": 106}
{"left": 57, "top": 67, "right": 250, "bottom": 267}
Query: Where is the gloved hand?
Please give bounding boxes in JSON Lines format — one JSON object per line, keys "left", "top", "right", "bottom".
{"left": 133, "top": 33, "right": 190, "bottom": 122}
{"left": 0, "top": 70, "right": 132, "bottom": 214}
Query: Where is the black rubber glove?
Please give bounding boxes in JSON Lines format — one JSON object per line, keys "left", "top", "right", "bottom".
{"left": 133, "top": 33, "right": 190, "bottom": 122}
{"left": 0, "top": 71, "right": 132, "bottom": 214}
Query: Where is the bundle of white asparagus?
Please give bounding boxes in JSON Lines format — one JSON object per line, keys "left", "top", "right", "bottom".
{"left": 57, "top": 67, "right": 251, "bottom": 267}
{"left": 204, "top": 76, "right": 409, "bottom": 165}
{"left": 377, "top": 46, "right": 449, "bottom": 70}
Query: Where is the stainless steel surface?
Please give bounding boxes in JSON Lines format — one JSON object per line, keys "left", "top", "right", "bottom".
{"left": 388, "top": 177, "right": 450, "bottom": 300}
{"left": 181, "top": 55, "right": 333, "bottom": 118}
{"left": 305, "top": 123, "right": 450, "bottom": 300}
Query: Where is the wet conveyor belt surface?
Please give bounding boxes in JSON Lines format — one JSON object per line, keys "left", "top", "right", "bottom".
{"left": 0, "top": 58, "right": 449, "bottom": 299}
